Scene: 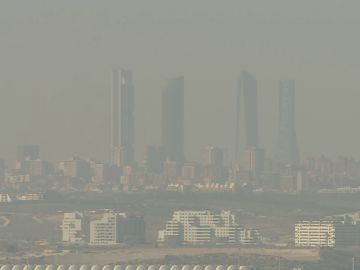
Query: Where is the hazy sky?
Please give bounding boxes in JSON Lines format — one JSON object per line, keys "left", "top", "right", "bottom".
{"left": 1, "top": 0, "right": 360, "bottom": 164}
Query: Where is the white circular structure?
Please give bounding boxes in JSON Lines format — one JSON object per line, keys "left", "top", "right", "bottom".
{"left": 46, "top": 265, "right": 57, "bottom": 270}
{"left": 125, "top": 265, "right": 136, "bottom": 270}
{"left": 170, "top": 265, "right": 179, "bottom": 270}
{"left": 147, "top": 265, "right": 158, "bottom": 270}
{"left": 34, "top": 265, "right": 45, "bottom": 270}
{"left": 56, "top": 265, "right": 66, "bottom": 270}
{"left": 193, "top": 265, "right": 203, "bottom": 270}
{"left": 12, "top": 265, "right": 23, "bottom": 270}
{"left": 159, "top": 266, "right": 169, "bottom": 270}
{"left": 227, "top": 266, "right": 237, "bottom": 270}
{"left": 181, "top": 266, "right": 191, "bottom": 270}
{"left": 135, "top": 266, "right": 145, "bottom": 270}
{"left": 68, "top": 265, "right": 79, "bottom": 270}
{"left": 204, "top": 266, "right": 215, "bottom": 270}
{"left": 1, "top": 265, "right": 11, "bottom": 270}
{"left": 215, "top": 266, "right": 225, "bottom": 270}
{"left": 23, "top": 265, "right": 33, "bottom": 270}
{"left": 90, "top": 265, "right": 100, "bottom": 270}
{"left": 79, "top": 266, "right": 89, "bottom": 270}
{"left": 102, "top": 266, "right": 112, "bottom": 270}
{"left": 113, "top": 266, "right": 125, "bottom": 270}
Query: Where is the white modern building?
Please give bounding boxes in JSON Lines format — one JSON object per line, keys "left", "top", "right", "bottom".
{"left": 158, "top": 210, "right": 261, "bottom": 246}
{"left": 295, "top": 220, "right": 335, "bottom": 247}
{"left": 295, "top": 220, "right": 360, "bottom": 247}
{"left": 90, "top": 212, "right": 123, "bottom": 245}
{"left": 61, "top": 212, "right": 85, "bottom": 244}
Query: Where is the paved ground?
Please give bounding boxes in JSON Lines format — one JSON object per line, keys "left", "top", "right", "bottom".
{"left": 44, "top": 246, "right": 320, "bottom": 264}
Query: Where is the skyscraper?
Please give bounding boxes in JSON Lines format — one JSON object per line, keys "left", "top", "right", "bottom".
{"left": 110, "top": 69, "right": 135, "bottom": 167}
{"left": 162, "top": 76, "right": 184, "bottom": 163}
{"left": 235, "top": 71, "right": 259, "bottom": 161}
{"left": 277, "top": 80, "right": 299, "bottom": 164}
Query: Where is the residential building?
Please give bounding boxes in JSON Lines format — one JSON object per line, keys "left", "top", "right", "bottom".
{"left": 61, "top": 212, "right": 85, "bottom": 244}
{"left": 158, "top": 210, "right": 261, "bottom": 246}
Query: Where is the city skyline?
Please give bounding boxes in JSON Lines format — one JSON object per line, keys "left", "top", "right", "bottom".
{"left": 1, "top": 1, "right": 360, "bottom": 163}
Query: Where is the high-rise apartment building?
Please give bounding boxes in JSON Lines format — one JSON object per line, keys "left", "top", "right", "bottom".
{"left": 162, "top": 77, "right": 185, "bottom": 163}
{"left": 277, "top": 80, "right": 299, "bottom": 164}
{"left": 110, "top": 69, "right": 135, "bottom": 167}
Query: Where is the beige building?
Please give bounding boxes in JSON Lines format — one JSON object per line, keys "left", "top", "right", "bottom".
{"left": 61, "top": 212, "right": 85, "bottom": 243}
{"left": 89, "top": 212, "right": 126, "bottom": 245}
{"left": 158, "top": 210, "right": 261, "bottom": 246}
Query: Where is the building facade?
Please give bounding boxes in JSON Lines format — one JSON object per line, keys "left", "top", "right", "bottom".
{"left": 158, "top": 210, "right": 261, "bottom": 246}
{"left": 277, "top": 80, "right": 299, "bottom": 164}
{"left": 110, "top": 69, "right": 135, "bottom": 167}
{"left": 162, "top": 76, "right": 185, "bottom": 163}
{"left": 61, "top": 212, "right": 85, "bottom": 244}
{"left": 295, "top": 220, "right": 360, "bottom": 247}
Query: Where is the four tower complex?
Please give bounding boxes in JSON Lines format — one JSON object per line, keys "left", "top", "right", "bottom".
{"left": 109, "top": 69, "right": 299, "bottom": 168}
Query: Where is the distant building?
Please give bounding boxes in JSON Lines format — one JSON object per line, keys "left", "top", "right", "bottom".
{"left": 110, "top": 69, "right": 135, "bottom": 167}
{"left": 203, "top": 146, "right": 226, "bottom": 183}
{"left": 235, "top": 71, "right": 258, "bottom": 162}
{"left": 243, "top": 147, "right": 265, "bottom": 181}
{"left": 295, "top": 220, "right": 360, "bottom": 247}
{"left": 17, "top": 193, "right": 44, "bottom": 201}
{"left": 89, "top": 211, "right": 145, "bottom": 245}
{"left": 277, "top": 80, "right": 299, "bottom": 164}
{"left": 144, "top": 146, "right": 165, "bottom": 174}
{"left": 62, "top": 212, "right": 85, "bottom": 244}
{"left": 16, "top": 144, "right": 40, "bottom": 162}
{"left": 158, "top": 210, "right": 261, "bottom": 246}
{"left": 59, "top": 157, "right": 91, "bottom": 179}
{"left": 162, "top": 76, "right": 185, "bottom": 163}
{"left": 0, "top": 194, "right": 12, "bottom": 203}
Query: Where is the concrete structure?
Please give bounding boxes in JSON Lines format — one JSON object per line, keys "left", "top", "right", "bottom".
{"left": 158, "top": 210, "right": 261, "bottom": 246}
{"left": 110, "top": 69, "right": 135, "bottom": 167}
{"left": 90, "top": 212, "right": 123, "bottom": 245}
{"left": 162, "top": 76, "right": 185, "bottom": 163}
{"left": 0, "top": 194, "right": 12, "bottom": 203}
{"left": 295, "top": 220, "right": 335, "bottom": 247}
{"left": 277, "top": 80, "right": 299, "bottom": 164}
{"left": 90, "top": 211, "right": 145, "bottom": 245}
{"left": 61, "top": 212, "right": 85, "bottom": 244}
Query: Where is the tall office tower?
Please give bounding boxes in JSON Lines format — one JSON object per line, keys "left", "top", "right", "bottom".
{"left": 277, "top": 80, "right": 299, "bottom": 164}
{"left": 162, "top": 76, "right": 185, "bottom": 163}
{"left": 242, "top": 71, "right": 259, "bottom": 148}
{"left": 235, "top": 71, "right": 258, "bottom": 161}
{"left": 110, "top": 69, "right": 135, "bottom": 167}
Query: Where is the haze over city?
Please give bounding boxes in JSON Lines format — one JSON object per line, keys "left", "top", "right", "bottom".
{"left": 0, "top": 0, "right": 360, "bottom": 163}
{"left": 2, "top": 1, "right": 360, "bottom": 269}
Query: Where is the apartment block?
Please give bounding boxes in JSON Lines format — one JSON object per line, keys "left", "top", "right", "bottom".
{"left": 158, "top": 210, "right": 261, "bottom": 246}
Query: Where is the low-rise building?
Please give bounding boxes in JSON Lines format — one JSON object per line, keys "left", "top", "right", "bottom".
{"left": 295, "top": 220, "right": 360, "bottom": 247}
{"left": 61, "top": 212, "right": 85, "bottom": 244}
{"left": 158, "top": 210, "right": 261, "bottom": 246}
